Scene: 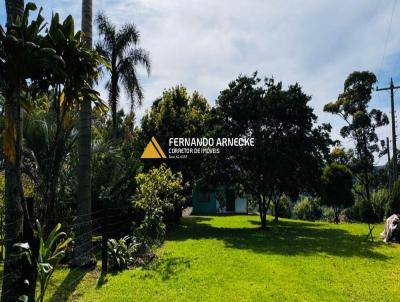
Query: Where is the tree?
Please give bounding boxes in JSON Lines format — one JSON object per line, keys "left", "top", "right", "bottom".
{"left": 358, "top": 198, "right": 376, "bottom": 240}
{"left": 321, "top": 163, "right": 354, "bottom": 223}
{"left": 1, "top": 3, "right": 64, "bottom": 301}
{"left": 208, "top": 73, "right": 332, "bottom": 227}
{"left": 386, "top": 179, "right": 400, "bottom": 217}
{"left": 73, "top": 0, "right": 93, "bottom": 267}
{"left": 324, "top": 71, "right": 389, "bottom": 204}
{"left": 96, "top": 13, "right": 151, "bottom": 139}
{"left": 25, "top": 12, "right": 106, "bottom": 229}
{"left": 132, "top": 164, "right": 185, "bottom": 244}
{"left": 140, "top": 86, "right": 210, "bottom": 198}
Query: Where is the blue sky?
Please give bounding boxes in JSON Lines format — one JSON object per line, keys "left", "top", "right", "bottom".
{"left": 2, "top": 0, "right": 400, "bottom": 164}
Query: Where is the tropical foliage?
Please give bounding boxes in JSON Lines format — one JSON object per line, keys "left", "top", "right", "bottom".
{"left": 95, "top": 13, "right": 150, "bottom": 138}
{"left": 14, "top": 220, "right": 72, "bottom": 302}
{"left": 107, "top": 235, "right": 139, "bottom": 270}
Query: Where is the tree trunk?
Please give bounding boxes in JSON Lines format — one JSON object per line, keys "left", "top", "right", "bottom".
{"left": 111, "top": 72, "right": 118, "bottom": 140}
{"left": 364, "top": 170, "right": 371, "bottom": 203}
{"left": 257, "top": 196, "right": 263, "bottom": 227}
{"left": 2, "top": 85, "right": 25, "bottom": 302}
{"left": 274, "top": 199, "right": 279, "bottom": 222}
{"left": 260, "top": 195, "right": 267, "bottom": 229}
{"left": 73, "top": 0, "right": 93, "bottom": 267}
{"left": 5, "top": 0, "right": 24, "bottom": 26}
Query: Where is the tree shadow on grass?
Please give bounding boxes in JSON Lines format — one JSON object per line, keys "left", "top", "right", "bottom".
{"left": 167, "top": 216, "right": 391, "bottom": 261}
{"left": 48, "top": 268, "right": 90, "bottom": 302}
{"left": 140, "top": 256, "right": 191, "bottom": 281}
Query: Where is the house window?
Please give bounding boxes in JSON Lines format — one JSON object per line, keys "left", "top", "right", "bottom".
{"left": 198, "top": 191, "right": 210, "bottom": 203}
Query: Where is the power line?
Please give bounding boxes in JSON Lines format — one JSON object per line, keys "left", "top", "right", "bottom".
{"left": 377, "top": 78, "right": 400, "bottom": 180}
{"left": 378, "top": 0, "right": 398, "bottom": 76}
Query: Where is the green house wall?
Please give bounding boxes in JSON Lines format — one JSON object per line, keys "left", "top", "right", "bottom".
{"left": 192, "top": 188, "right": 217, "bottom": 214}
{"left": 192, "top": 185, "right": 248, "bottom": 214}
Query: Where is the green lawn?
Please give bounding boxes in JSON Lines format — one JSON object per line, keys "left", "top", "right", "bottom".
{"left": 45, "top": 215, "right": 400, "bottom": 302}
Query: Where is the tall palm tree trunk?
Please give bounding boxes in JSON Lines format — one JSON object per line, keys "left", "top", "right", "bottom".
{"left": 73, "top": 0, "right": 93, "bottom": 267}
{"left": 2, "top": 2, "right": 27, "bottom": 301}
{"left": 2, "top": 83, "right": 26, "bottom": 302}
{"left": 111, "top": 72, "right": 118, "bottom": 139}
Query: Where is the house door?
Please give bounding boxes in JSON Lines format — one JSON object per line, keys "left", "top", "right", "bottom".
{"left": 226, "top": 189, "right": 235, "bottom": 212}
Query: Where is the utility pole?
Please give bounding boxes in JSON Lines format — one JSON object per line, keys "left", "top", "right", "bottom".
{"left": 377, "top": 78, "right": 400, "bottom": 182}
{"left": 387, "top": 137, "right": 392, "bottom": 192}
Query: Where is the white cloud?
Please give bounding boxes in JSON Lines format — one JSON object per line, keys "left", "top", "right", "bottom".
{"left": 4, "top": 0, "right": 400, "bottom": 162}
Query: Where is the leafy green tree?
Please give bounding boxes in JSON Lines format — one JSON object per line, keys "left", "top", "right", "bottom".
{"left": 386, "top": 179, "right": 400, "bottom": 217}
{"left": 0, "top": 4, "right": 64, "bottom": 300}
{"left": 96, "top": 13, "right": 151, "bottom": 139}
{"left": 324, "top": 71, "right": 389, "bottom": 204}
{"left": 132, "top": 164, "right": 185, "bottom": 244}
{"left": 321, "top": 163, "right": 354, "bottom": 223}
{"left": 330, "top": 147, "right": 353, "bottom": 166}
{"left": 208, "top": 73, "right": 332, "bottom": 227}
{"left": 358, "top": 198, "right": 376, "bottom": 240}
{"left": 27, "top": 12, "right": 104, "bottom": 231}
{"left": 141, "top": 86, "right": 210, "bottom": 217}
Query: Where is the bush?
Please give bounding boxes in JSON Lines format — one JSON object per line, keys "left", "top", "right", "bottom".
{"left": 135, "top": 210, "right": 166, "bottom": 245}
{"left": 132, "top": 164, "right": 184, "bottom": 245}
{"left": 386, "top": 180, "right": 400, "bottom": 217}
{"left": 371, "top": 188, "right": 389, "bottom": 222}
{"left": 274, "top": 195, "right": 291, "bottom": 219}
{"left": 358, "top": 198, "right": 376, "bottom": 224}
{"left": 107, "top": 236, "right": 140, "bottom": 270}
{"left": 293, "top": 197, "right": 322, "bottom": 221}
{"left": 340, "top": 207, "right": 355, "bottom": 222}
{"left": 322, "top": 207, "right": 336, "bottom": 223}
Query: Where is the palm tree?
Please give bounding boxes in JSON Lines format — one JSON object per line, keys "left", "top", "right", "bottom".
{"left": 73, "top": 0, "right": 94, "bottom": 267}
{"left": 1, "top": 3, "right": 64, "bottom": 300}
{"left": 96, "top": 13, "right": 151, "bottom": 139}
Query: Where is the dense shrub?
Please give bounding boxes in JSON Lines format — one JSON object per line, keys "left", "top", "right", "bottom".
{"left": 340, "top": 208, "right": 355, "bottom": 222}
{"left": 132, "top": 164, "right": 185, "bottom": 245}
{"left": 135, "top": 210, "right": 166, "bottom": 245}
{"left": 322, "top": 207, "right": 336, "bottom": 223}
{"left": 274, "top": 195, "right": 291, "bottom": 219}
{"left": 371, "top": 188, "right": 389, "bottom": 222}
{"left": 358, "top": 198, "right": 376, "bottom": 224}
{"left": 293, "top": 197, "right": 322, "bottom": 221}
{"left": 386, "top": 180, "right": 400, "bottom": 217}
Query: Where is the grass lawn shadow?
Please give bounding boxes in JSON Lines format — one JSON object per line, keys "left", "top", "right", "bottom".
{"left": 141, "top": 256, "right": 191, "bottom": 281}
{"left": 48, "top": 268, "right": 90, "bottom": 302}
{"left": 168, "top": 216, "right": 390, "bottom": 261}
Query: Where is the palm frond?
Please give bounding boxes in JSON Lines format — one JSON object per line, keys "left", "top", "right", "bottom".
{"left": 95, "top": 13, "right": 116, "bottom": 51}
{"left": 116, "top": 23, "right": 140, "bottom": 55}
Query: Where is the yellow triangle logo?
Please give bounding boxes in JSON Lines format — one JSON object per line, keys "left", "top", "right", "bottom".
{"left": 141, "top": 137, "right": 167, "bottom": 159}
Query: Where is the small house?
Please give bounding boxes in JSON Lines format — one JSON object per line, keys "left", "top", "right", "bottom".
{"left": 192, "top": 184, "right": 249, "bottom": 214}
